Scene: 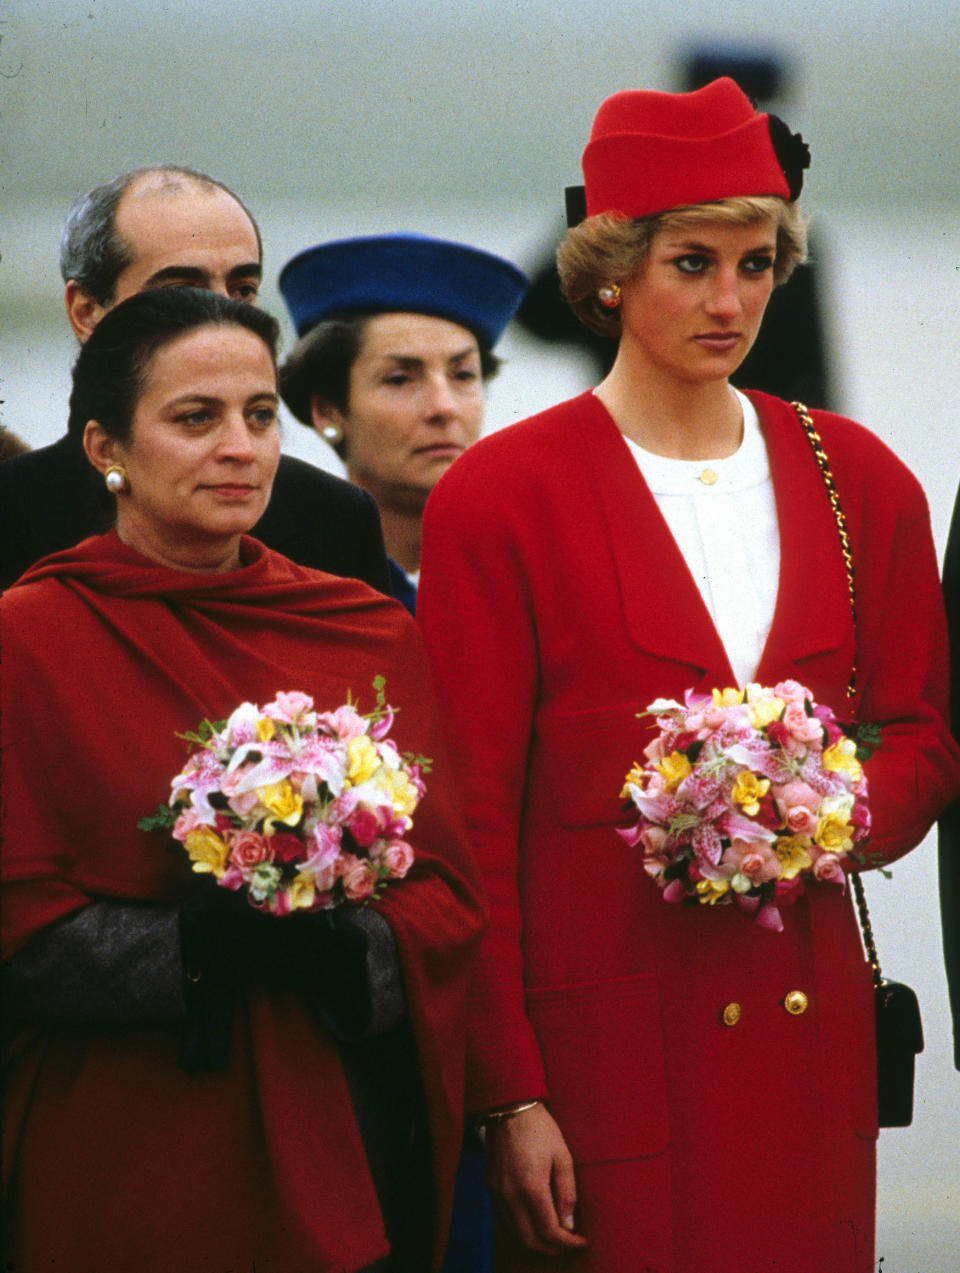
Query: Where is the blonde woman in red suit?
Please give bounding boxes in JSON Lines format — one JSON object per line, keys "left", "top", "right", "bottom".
{"left": 417, "top": 80, "right": 960, "bottom": 1273}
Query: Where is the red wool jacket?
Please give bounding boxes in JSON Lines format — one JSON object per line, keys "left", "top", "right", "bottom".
{"left": 418, "top": 390, "right": 960, "bottom": 1273}
{"left": 1, "top": 532, "right": 485, "bottom": 1273}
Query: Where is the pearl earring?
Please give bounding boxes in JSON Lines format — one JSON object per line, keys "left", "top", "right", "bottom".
{"left": 598, "top": 283, "right": 621, "bottom": 309}
{"left": 104, "top": 465, "right": 129, "bottom": 494}
{"left": 321, "top": 423, "right": 344, "bottom": 446}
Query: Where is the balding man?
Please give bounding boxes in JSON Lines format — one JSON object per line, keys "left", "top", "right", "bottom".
{"left": 0, "top": 166, "right": 390, "bottom": 593}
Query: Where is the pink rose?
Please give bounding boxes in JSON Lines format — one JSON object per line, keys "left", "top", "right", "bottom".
{"left": 812, "top": 852, "right": 846, "bottom": 885}
{"left": 742, "top": 852, "right": 772, "bottom": 880}
{"left": 698, "top": 703, "right": 728, "bottom": 733}
{"left": 382, "top": 842, "right": 415, "bottom": 879}
{"left": 228, "top": 829, "right": 274, "bottom": 873}
{"left": 784, "top": 805, "right": 818, "bottom": 836}
{"left": 725, "top": 837, "right": 781, "bottom": 883}
{"left": 342, "top": 859, "right": 378, "bottom": 902}
{"left": 317, "top": 705, "right": 368, "bottom": 741}
{"left": 774, "top": 679, "right": 810, "bottom": 706}
{"left": 782, "top": 702, "right": 825, "bottom": 748}
{"left": 639, "top": 824, "right": 670, "bottom": 859}
{"left": 773, "top": 779, "right": 822, "bottom": 831}
{"left": 172, "top": 807, "right": 205, "bottom": 842}
{"left": 263, "top": 691, "right": 315, "bottom": 725}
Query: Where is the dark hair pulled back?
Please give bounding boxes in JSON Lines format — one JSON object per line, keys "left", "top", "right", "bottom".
{"left": 68, "top": 288, "right": 280, "bottom": 442}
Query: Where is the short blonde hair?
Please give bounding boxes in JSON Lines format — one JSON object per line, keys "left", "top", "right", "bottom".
{"left": 557, "top": 196, "right": 808, "bottom": 338}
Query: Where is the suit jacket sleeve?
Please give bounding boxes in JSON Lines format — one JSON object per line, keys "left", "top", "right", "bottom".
{"left": 419, "top": 451, "right": 548, "bottom": 1113}
{"left": 818, "top": 410, "right": 960, "bottom": 864}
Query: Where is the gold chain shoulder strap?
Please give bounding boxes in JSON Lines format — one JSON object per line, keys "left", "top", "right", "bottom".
{"left": 790, "top": 401, "right": 881, "bottom": 986}
{"left": 790, "top": 401, "right": 857, "bottom": 701}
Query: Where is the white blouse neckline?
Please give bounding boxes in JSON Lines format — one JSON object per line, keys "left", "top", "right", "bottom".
{"left": 622, "top": 391, "right": 770, "bottom": 493}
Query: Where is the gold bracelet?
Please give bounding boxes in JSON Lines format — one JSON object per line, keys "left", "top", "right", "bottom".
{"left": 478, "top": 1099, "right": 541, "bottom": 1126}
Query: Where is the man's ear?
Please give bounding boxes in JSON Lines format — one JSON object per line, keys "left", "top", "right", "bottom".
{"left": 83, "top": 420, "right": 119, "bottom": 475}
{"left": 65, "top": 280, "right": 109, "bottom": 343}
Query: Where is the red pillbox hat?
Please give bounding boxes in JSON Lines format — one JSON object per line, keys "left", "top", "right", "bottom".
{"left": 581, "top": 77, "right": 808, "bottom": 220}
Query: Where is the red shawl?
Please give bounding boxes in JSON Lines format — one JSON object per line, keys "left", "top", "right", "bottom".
{"left": 1, "top": 531, "right": 485, "bottom": 1273}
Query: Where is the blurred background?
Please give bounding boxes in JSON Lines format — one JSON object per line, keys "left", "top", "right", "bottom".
{"left": 2, "top": 2, "right": 958, "bottom": 1266}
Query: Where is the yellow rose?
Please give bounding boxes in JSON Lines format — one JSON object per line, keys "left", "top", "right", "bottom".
{"left": 713, "top": 687, "right": 745, "bottom": 708}
{"left": 656, "top": 750, "right": 692, "bottom": 792}
{"left": 731, "top": 771, "right": 771, "bottom": 816}
{"left": 287, "top": 871, "right": 317, "bottom": 911}
{"left": 746, "top": 697, "right": 785, "bottom": 730}
{"left": 345, "top": 736, "right": 380, "bottom": 786}
{"left": 696, "top": 877, "right": 731, "bottom": 905}
{"left": 814, "top": 812, "right": 854, "bottom": 855}
{"left": 774, "top": 835, "right": 813, "bottom": 880}
{"left": 387, "top": 768, "right": 419, "bottom": 818}
{"left": 257, "top": 781, "right": 303, "bottom": 829}
{"left": 255, "top": 716, "right": 276, "bottom": 742}
{"left": 184, "top": 825, "right": 229, "bottom": 878}
{"left": 822, "top": 739, "right": 862, "bottom": 782}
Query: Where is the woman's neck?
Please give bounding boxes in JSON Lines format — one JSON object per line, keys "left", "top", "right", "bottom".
{"left": 595, "top": 356, "right": 744, "bottom": 461}
{"left": 115, "top": 513, "right": 242, "bottom": 574}
{"left": 377, "top": 505, "right": 423, "bottom": 575}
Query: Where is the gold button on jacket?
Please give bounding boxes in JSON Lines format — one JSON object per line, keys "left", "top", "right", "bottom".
{"left": 721, "top": 1002, "right": 742, "bottom": 1026}
{"left": 784, "top": 990, "right": 809, "bottom": 1015}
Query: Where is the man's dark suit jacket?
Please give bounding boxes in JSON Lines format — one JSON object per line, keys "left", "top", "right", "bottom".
{"left": 0, "top": 434, "right": 391, "bottom": 594}
{"left": 940, "top": 485, "right": 960, "bottom": 1068}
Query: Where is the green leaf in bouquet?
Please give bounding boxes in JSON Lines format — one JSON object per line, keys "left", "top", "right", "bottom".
{"left": 137, "top": 803, "right": 178, "bottom": 833}
{"left": 176, "top": 717, "right": 226, "bottom": 750}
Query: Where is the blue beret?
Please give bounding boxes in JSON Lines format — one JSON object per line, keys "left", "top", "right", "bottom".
{"left": 278, "top": 233, "right": 528, "bottom": 348}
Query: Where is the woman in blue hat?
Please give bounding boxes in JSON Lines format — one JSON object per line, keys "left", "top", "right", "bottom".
{"left": 279, "top": 234, "right": 527, "bottom": 613}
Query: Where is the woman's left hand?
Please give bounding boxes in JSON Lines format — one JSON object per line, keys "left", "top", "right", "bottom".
{"left": 484, "top": 1102, "right": 589, "bottom": 1255}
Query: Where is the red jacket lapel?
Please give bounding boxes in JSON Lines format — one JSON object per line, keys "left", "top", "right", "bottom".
{"left": 576, "top": 392, "right": 733, "bottom": 678}
{"left": 748, "top": 392, "right": 852, "bottom": 689}
{"left": 574, "top": 389, "right": 850, "bottom": 688}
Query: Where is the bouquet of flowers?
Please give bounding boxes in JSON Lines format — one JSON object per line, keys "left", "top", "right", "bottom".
{"left": 619, "top": 681, "right": 873, "bottom": 931}
{"left": 140, "top": 680, "right": 428, "bottom": 915}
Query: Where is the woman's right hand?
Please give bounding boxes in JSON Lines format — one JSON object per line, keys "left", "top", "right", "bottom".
{"left": 485, "top": 1102, "right": 589, "bottom": 1255}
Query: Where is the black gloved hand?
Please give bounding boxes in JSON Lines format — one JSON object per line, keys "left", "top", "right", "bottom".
{"left": 177, "top": 877, "right": 374, "bottom": 1072}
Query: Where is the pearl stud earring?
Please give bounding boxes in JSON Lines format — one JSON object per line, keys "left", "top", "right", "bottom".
{"left": 104, "top": 465, "right": 129, "bottom": 494}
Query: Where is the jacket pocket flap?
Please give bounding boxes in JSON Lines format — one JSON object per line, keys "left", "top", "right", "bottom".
{"left": 526, "top": 973, "right": 670, "bottom": 1163}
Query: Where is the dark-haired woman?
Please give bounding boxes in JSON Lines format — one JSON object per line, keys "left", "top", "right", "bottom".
{"left": 1, "top": 288, "right": 485, "bottom": 1272}
{"left": 418, "top": 80, "right": 960, "bottom": 1272}
{"left": 278, "top": 234, "right": 527, "bottom": 612}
